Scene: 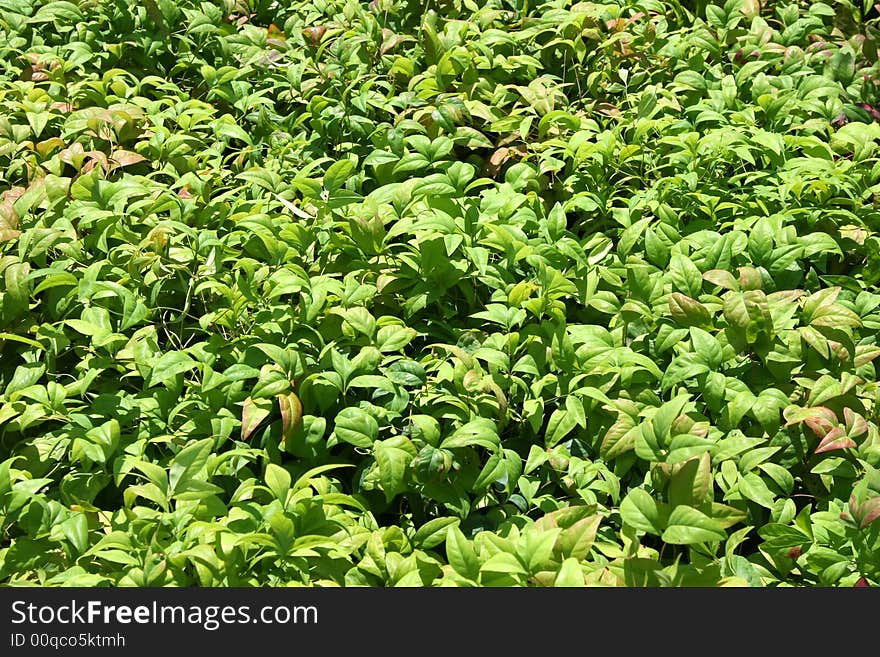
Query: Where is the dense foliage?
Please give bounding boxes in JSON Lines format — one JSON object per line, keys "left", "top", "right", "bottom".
{"left": 1, "top": 0, "right": 879, "bottom": 587}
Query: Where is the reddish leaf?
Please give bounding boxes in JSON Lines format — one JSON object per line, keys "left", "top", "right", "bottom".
{"left": 241, "top": 396, "right": 272, "bottom": 441}
{"left": 380, "top": 29, "right": 409, "bottom": 55}
{"left": 111, "top": 149, "right": 148, "bottom": 169}
{"left": 22, "top": 67, "right": 48, "bottom": 81}
{"left": 81, "top": 152, "right": 109, "bottom": 174}
{"left": 856, "top": 497, "right": 880, "bottom": 529}
{"left": 843, "top": 407, "right": 868, "bottom": 438}
{"left": 702, "top": 269, "right": 739, "bottom": 291}
{"left": 860, "top": 103, "right": 880, "bottom": 122}
{"left": 741, "top": 0, "right": 761, "bottom": 19}
{"left": 737, "top": 266, "right": 763, "bottom": 291}
{"left": 227, "top": 11, "right": 255, "bottom": 26}
{"left": 277, "top": 392, "right": 303, "bottom": 444}
{"left": 303, "top": 26, "right": 327, "bottom": 46}
{"left": 267, "top": 23, "right": 285, "bottom": 40}
{"left": 784, "top": 406, "right": 837, "bottom": 436}
{"left": 595, "top": 102, "right": 622, "bottom": 118}
{"left": 669, "top": 292, "right": 710, "bottom": 326}
{"left": 0, "top": 187, "right": 22, "bottom": 242}
{"left": 484, "top": 146, "right": 525, "bottom": 178}
{"left": 815, "top": 427, "right": 856, "bottom": 454}
{"left": 36, "top": 137, "right": 65, "bottom": 156}
{"left": 805, "top": 414, "right": 837, "bottom": 438}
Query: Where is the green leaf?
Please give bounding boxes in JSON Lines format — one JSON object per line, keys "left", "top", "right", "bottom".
{"left": 59, "top": 513, "right": 89, "bottom": 554}
{"left": 473, "top": 452, "right": 505, "bottom": 491}
{"left": 662, "top": 506, "right": 726, "bottom": 544}
{"left": 711, "top": 503, "right": 748, "bottom": 529}
{"left": 555, "top": 558, "right": 585, "bottom": 587}
{"left": 758, "top": 523, "right": 809, "bottom": 549}
{"left": 481, "top": 551, "right": 527, "bottom": 575}
{"left": 377, "top": 325, "right": 417, "bottom": 352}
{"left": 440, "top": 418, "right": 500, "bottom": 451}
{"left": 342, "top": 306, "right": 376, "bottom": 338}
{"left": 661, "top": 354, "right": 710, "bottom": 392}
{"left": 265, "top": 463, "right": 291, "bottom": 502}
{"left": 557, "top": 515, "right": 602, "bottom": 560}
{"left": 723, "top": 290, "right": 773, "bottom": 341}
{"left": 324, "top": 159, "right": 357, "bottom": 192}
{"left": 738, "top": 473, "right": 777, "bottom": 509}
{"left": 149, "top": 351, "right": 197, "bottom": 387}
{"left": 723, "top": 293, "right": 750, "bottom": 329}
{"left": 544, "top": 408, "right": 578, "bottom": 447}
{"left": 807, "top": 375, "right": 843, "bottom": 407}
{"left": 373, "top": 437, "right": 415, "bottom": 501}
{"left": 32, "top": 1, "right": 83, "bottom": 25}
{"left": 689, "top": 327, "right": 723, "bottom": 368}
{"left": 524, "top": 529, "right": 560, "bottom": 572}
{"left": 652, "top": 393, "right": 691, "bottom": 440}
{"left": 620, "top": 489, "right": 667, "bottom": 535}
{"left": 600, "top": 413, "right": 639, "bottom": 460}
{"left": 668, "top": 452, "right": 713, "bottom": 507}
{"left": 251, "top": 366, "right": 290, "bottom": 399}
{"left": 413, "top": 518, "right": 460, "bottom": 550}
{"left": 292, "top": 463, "right": 355, "bottom": 493}
{"left": 334, "top": 407, "right": 379, "bottom": 448}
{"left": 2, "top": 262, "right": 30, "bottom": 323}
{"left": 669, "top": 254, "right": 703, "bottom": 298}
{"left": 564, "top": 395, "right": 587, "bottom": 429}
{"left": 169, "top": 439, "right": 213, "bottom": 494}
{"left": 446, "top": 527, "right": 480, "bottom": 581}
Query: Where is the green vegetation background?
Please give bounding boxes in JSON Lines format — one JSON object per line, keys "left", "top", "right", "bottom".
{"left": 1, "top": 0, "right": 879, "bottom": 586}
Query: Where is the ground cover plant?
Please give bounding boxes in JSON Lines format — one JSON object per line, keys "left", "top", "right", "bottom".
{"left": 0, "top": 0, "right": 879, "bottom": 587}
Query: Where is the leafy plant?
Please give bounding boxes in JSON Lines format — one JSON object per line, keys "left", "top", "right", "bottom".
{"left": 0, "top": 0, "right": 879, "bottom": 587}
